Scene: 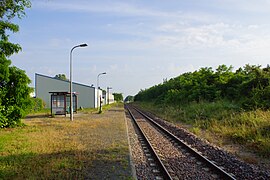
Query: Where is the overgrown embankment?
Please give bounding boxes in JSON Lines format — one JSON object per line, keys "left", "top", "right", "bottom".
{"left": 134, "top": 65, "right": 270, "bottom": 157}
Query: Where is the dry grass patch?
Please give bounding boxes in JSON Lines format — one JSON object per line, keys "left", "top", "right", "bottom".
{"left": 0, "top": 104, "right": 132, "bottom": 179}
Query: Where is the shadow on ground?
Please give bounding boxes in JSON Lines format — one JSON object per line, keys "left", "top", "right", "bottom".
{"left": 0, "top": 148, "right": 133, "bottom": 180}
{"left": 24, "top": 114, "right": 50, "bottom": 119}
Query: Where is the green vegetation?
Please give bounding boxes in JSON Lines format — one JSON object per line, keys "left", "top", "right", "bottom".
{"left": 30, "top": 97, "right": 45, "bottom": 112}
{"left": 102, "top": 102, "right": 123, "bottom": 111}
{"left": 135, "top": 64, "right": 270, "bottom": 110}
{"left": 124, "top": 95, "right": 134, "bottom": 103}
{"left": 0, "top": 103, "right": 132, "bottom": 179}
{"left": 78, "top": 102, "right": 123, "bottom": 114}
{"left": 0, "top": 0, "right": 32, "bottom": 127}
{"left": 134, "top": 64, "right": 270, "bottom": 157}
{"left": 54, "top": 74, "right": 68, "bottom": 81}
{"left": 113, "top": 93, "right": 124, "bottom": 102}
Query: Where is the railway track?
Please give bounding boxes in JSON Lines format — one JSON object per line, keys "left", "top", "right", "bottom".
{"left": 126, "top": 104, "right": 236, "bottom": 179}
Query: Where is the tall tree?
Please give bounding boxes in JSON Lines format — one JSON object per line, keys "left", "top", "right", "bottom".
{"left": 0, "top": 0, "right": 32, "bottom": 127}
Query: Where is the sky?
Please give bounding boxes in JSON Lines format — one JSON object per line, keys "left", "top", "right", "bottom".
{"left": 10, "top": 0, "right": 270, "bottom": 97}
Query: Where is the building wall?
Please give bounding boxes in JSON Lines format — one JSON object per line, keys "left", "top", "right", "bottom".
{"left": 35, "top": 73, "right": 96, "bottom": 108}
{"left": 108, "top": 93, "right": 114, "bottom": 104}
{"left": 95, "top": 89, "right": 103, "bottom": 107}
{"left": 102, "top": 91, "right": 115, "bottom": 105}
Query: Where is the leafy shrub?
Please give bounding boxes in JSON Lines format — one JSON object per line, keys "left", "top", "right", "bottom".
{"left": 135, "top": 64, "right": 270, "bottom": 110}
{"left": 30, "top": 98, "right": 45, "bottom": 112}
{"left": 0, "top": 110, "right": 9, "bottom": 128}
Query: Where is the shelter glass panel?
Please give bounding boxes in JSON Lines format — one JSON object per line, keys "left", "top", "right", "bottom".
{"left": 51, "top": 94, "right": 65, "bottom": 115}
{"left": 66, "top": 94, "right": 77, "bottom": 113}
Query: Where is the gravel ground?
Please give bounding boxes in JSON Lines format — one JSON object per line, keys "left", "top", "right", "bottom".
{"left": 127, "top": 105, "right": 231, "bottom": 179}
{"left": 126, "top": 105, "right": 270, "bottom": 179}
{"left": 139, "top": 108, "right": 270, "bottom": 179}
{"left": 137, "top": 117, "right": 217, "bottom": 179}
{"left": 125, "top": 111, "right": 157, "bottom": 179}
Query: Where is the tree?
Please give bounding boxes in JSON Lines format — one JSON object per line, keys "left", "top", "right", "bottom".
{"left": 113, "top": 93, "right": 123, "bottom": 102}
{"left": 134, "top": 64, "right": 270, "bottom": 110}
{"left": 54, "top": 74, "right": 68, "bottom": 81}
{"left": 0, "top": 0, "right": 32, "bottom": 127}
{"left": 124, "top": 95, "right": 134, "bottom": 103}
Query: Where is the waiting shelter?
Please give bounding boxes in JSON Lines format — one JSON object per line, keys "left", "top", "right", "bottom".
{"left": 49, "top": 91, "right": 78, "bottom": 116}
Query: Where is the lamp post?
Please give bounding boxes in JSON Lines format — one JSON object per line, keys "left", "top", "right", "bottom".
{"left": 70, "top": 43, "right": 87, "bottom": 121}
{"left": 107, "top": 87, "right": 112, "bottom": 104}
{"left": 97, "top": 72, "right": 106, "bottom": 112}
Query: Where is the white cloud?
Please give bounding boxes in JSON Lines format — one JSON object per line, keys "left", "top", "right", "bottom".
{"left": 49, "top": 38, "right": 72, "bottom": 48}
{"left": 34, "top": 0, "right": 219, "bottom": 25}
{"left": 34, "top": 1, "right": 178, "bottom": 18}
{"left": 167, "top": 63, "right": 195, "bottom": 75}
{"left": 109, "top": 64, "right": 118, "bottom": 71}
{"left": 154, "top": 22, "right": 270, "bottom": 53}
{"left": 201, "top": 0, "right": 270, "bottom": 14}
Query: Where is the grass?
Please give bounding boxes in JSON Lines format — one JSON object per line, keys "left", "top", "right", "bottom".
{"left": 0, "top": 103, "right": 133, "bottom": 179}
{"left": 135, "top": 101, "right": 270, "bottom": 157}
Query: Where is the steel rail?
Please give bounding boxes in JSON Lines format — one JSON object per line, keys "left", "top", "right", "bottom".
{"left": 133, "top": 106, "right": 236, "bottom": 180}
{"left": 125, "top": 105, "right": 173, "bottom": 180}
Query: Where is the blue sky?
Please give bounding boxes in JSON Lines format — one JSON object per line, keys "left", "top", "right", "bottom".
{"left": 10, "top": 0, "right": 270, "bottom": 97}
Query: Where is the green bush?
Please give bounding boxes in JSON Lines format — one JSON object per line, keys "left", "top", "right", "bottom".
{"left": 135, "top": 64, "right": 270, "bottom": 110}
{"left": 0, "top": 111, "right": 9, "bottom": 128}
{"left": 30, "top": 98, "right": 45, "bottom": 112}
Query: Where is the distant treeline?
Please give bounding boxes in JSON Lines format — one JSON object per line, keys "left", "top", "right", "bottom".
{"left": 135, "top": 64, "right": 270, "bottom": 110}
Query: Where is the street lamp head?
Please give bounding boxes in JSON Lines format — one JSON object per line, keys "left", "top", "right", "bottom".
{"left": 102, "top": 72, "right": 106, "bottom": 75}
{"left": 79, "top": 43, "right": 88, "bottom": 47}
